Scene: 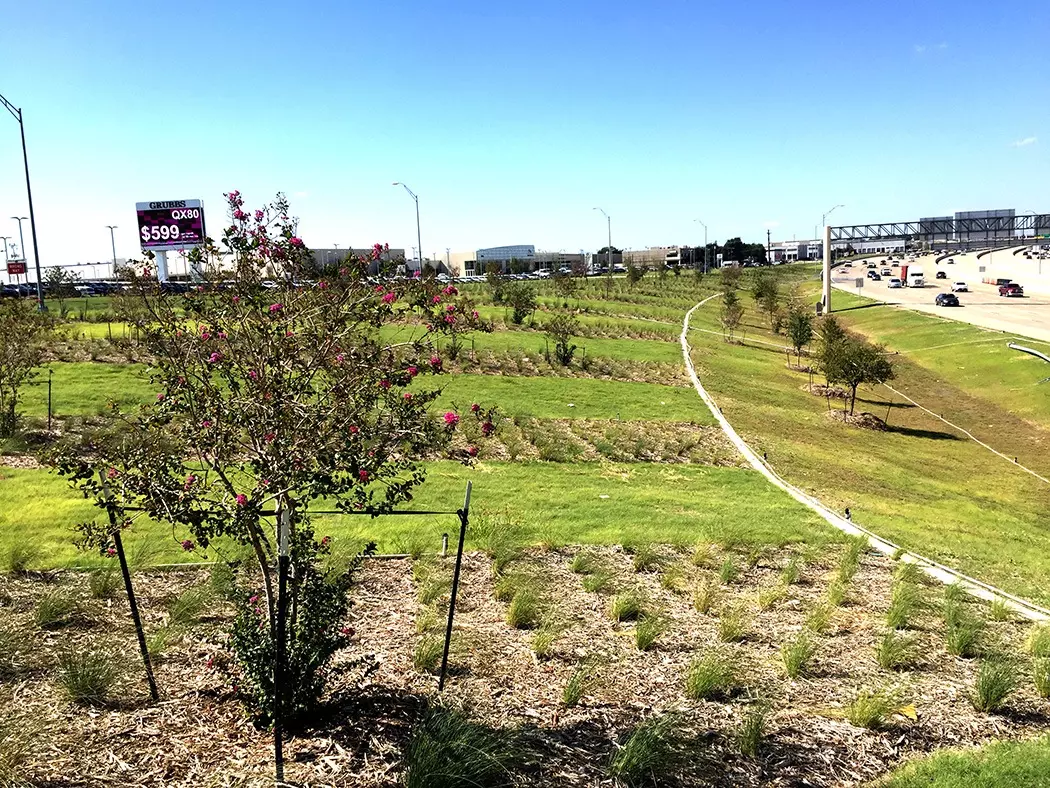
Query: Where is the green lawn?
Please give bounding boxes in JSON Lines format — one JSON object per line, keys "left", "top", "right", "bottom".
{"left": 0, "top": 461, "right": 832, "bottom": 569}
{"left": 876, "top": 735, "right": 1050, "bottom": 788}
{"left": 434, "top": 374, "right": 710, "bottom": 422}
{"left": 22, "top": 362, "right": 155, "bottom": 418}
{"left": 827, "top": 288, "right": 1050, "bottom": 431}
{"left": 689, "top": 295, "right": 1050, "bottom": 605}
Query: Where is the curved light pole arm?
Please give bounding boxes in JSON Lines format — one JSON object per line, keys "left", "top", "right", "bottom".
{"left": 0, "top": 91, "right": 45, "bottom": 309}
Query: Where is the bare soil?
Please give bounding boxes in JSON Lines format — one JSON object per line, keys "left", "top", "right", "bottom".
{"left": 1, "top": 543, "right": 1047, "bottom": 787}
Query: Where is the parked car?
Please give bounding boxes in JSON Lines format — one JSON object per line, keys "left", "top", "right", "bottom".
{"left": 935, "top": 293, "right": 960, "bottom": 307}
{"left": 951, "top": 281, "right": 968, "bottom": 292}
{"left": 888, "top": 278, "right": 903, "bottom": 288}
{"left": 935, "top": 271, "right": 947, "bottom": 279}
{"left": 999, "top": 283, "right": 1024, "bottom": 297}
{"left": 946, "top": 258, "right": 954, "bottom": 264}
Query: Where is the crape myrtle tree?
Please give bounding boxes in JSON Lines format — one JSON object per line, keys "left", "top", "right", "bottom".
{"left": 53, "top": 192, "right": 495, "bottom": 721}
{"left": 0, "top": 299, "right": 52, "bottom": 437}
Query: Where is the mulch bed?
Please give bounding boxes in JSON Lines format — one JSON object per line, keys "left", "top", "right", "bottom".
{"left": 1, "top": 543, "right": 1047, "bottom": 786}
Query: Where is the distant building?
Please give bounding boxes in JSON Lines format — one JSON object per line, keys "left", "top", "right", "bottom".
{"left": 309, "top": 247, "right": 407, "bottom": 274}
{"left": 767, "top": 239, "right": 825, "bottom": 262}
{"left": 475, "top": 245, "right": 535, "bottom": 273}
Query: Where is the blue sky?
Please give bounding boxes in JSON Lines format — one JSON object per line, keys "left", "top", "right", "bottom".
{"left": 0, "top": 0, "right": 1047, "bottom": 271}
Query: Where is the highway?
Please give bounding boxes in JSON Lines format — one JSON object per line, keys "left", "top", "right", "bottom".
{"left": 830, "top": 253, "right": 1050, "bottom": 345}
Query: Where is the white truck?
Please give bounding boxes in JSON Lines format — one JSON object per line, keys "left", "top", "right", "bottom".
{"left": 907, "top": 267, "right": 925, "bottom": 287}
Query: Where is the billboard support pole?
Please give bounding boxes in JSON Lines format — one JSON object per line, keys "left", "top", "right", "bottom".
{"left": 156, "top": 250, "right": 169, "bottom": 283}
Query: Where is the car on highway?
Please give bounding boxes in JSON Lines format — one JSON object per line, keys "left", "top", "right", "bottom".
{"left": 867, "top": 271, "right": 881, "bottom": 281}
{"left": 999, "top": 282, "right": 1024, "bottom": 297}
{"left": 946, "top": 258, "right": 955, "bottom": 264}
{"left": 887, "top": 278, "right": 903, "bottom": 288}
{"left": 881, "top": 267, "right": 892, "bottom": 275}
{"left": 935, "top": 293, "right": 960, "bottom": 307}
{"left": 951, "top": 281, "right": 968, "bottom": 292}
{"left": 935, "top": 271, "right": 947, "bottom": 279}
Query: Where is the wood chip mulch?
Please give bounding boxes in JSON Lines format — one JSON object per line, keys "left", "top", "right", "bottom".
{"left": 1, "top": 543, "right": 1048, "bottom": 786}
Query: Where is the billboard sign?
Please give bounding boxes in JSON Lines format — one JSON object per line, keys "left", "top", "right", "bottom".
{"left": 6, "top": 260, "right": 27, "bottom": 275}
{"left": 135, "top": 199, "right": 206, "bottom": 252}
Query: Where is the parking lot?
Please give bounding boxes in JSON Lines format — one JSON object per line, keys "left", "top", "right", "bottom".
{"left": 831, "top": 255, "right": 1050, "bottom": 344}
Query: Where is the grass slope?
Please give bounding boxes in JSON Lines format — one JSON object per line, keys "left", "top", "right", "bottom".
{"left": 877, "top": 735, "right": 1050, "bottom": 788}
{"left": 0, "top": 462, "right": 831, "bottom": 568}
{"left": 689, "top": 295, "right": 1050, "bottom": 605}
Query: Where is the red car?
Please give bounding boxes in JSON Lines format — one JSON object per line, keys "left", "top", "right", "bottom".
{"left": 999, "top": 283, "right": 1024, "bottom": 297}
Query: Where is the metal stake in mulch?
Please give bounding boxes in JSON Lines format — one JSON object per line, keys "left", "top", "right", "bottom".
{"left": 439, "top": 481, "right": 472, "bottom": 691}
{"left": 100, "top": 473, "right": 159, "bottom": 702}
{"left": 268, "top": 481, "right": 473, "bottom": 785}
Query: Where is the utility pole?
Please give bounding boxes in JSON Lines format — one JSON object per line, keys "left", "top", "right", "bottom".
{"left": 1, "top": 92, "right": 45, "bottom": 310}
{"left": 106, "top": 225, "right": 118, "bottom": 277}
{"left": 767, "top": 228, "right": 772, "bottom": 265}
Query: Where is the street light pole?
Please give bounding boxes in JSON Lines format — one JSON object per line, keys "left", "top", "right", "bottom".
{"left": 695, "top": 219, "right": 708, "bottom": 274}
{"left": 0, "top": 236, "right": 9, "bottom": 263}
{"left": 105, "top": 225, "right": 118, "bottom": 277}
{"left": 593, "top": 206, "right": 612, "bottom": 270}
{"left": 821, "top": 204, "right": 845, "bottom": 235}
{"left": 393, "top": 182, "right": 422, "bottom": 273}
{"left": 1, "top": 92, "right": 45, "bottom": 310}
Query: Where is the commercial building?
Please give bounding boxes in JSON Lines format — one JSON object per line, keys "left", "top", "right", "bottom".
{"left": 767, "top": 240, "right": 826, "bottom": 262}
{"left": 475, "top": 245, "right": 535, "bottom": 272}
{"left": 309, "top": 247, "right": 408, "bottom": 274}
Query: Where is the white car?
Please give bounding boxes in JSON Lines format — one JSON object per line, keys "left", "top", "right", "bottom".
{"left": 951, "top": 281, "right": 968, "bottom": 292}
{"left": 887, "top": 278, "right": 903, "bottom": 288}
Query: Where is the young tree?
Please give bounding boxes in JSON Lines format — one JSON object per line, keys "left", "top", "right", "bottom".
{"left": 786, "top": 308, "right": 814, "bottom": 365}
{"left": 721, "top": 265, "right": 742, "bottom": 291}
{"left": 815, "top": 315, "right": 848, "bottom": 385}
{"left": 830, "top": 337, "right": 895, "bottom": 416}
{"left": 485, "top": 262, "right": 507, "bottom": 303}
{"left": 626, "top": 262, "right": 647, "bottom": 288}
{"left": 503, "top": 281, "right": 537, "bottom": 324}
{"left": 44, "top": 267, "right": 81, "bottom": 315}
{"left": 752, "top": 271, "right": 780, "bottom": 330}
{"left": 719, "top": 290, "right": 744, "bottom": 341}
{"left": 53, "top": 192, "right": 495, "bottom": 722}
{"left": 545, "top": 312, "right": 579, "bottom": 366}
{"left": 0, "top": 300, "right": 52, "bottom": 437}
{"left": 552, "top": 270, "right": 578, "bottom": 299}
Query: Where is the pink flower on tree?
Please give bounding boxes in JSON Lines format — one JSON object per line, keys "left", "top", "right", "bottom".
{"left": 201, "top": 419, "right": 213, "bottom": 428}
{"left": 429, "top": 356, "right": 442, "bottom": 369}
{"left": 264, "top": 432, "right": 276, "bottom": 443}
{"left": 442, "top": 285, "right": 458, "bottom": 296}
{"left": 208, "top": 352, "right": 223, "bottom": 363}
{"left": 481, "top": 421, "right": 495, "bottom": 436}
{"left": 382, "top": 292, "right": 396, "bottom": 304}
{"left": 335, "top": 353, "right": 345, "bottom": 363}
{"left": 106, "top": 547, "right": 117, "bottom": 557}
{"left": 374, "top": 284, "right": 386, "bottom": 294}
{"left": 233, "top": 209, "right": 246, "bottom": 221}
{"left": 235, "top": 494, "right": 248, "bottom": 507}
{"left": 200, "top": 331, "right": 211, "bottom": 341}
{"left": 181, "top": 539, "right": 195, "bottom": 551}
{"left": 358, "top": 469, "right": 370, "bottom": 482}
{"left": 403, "top": 392, "right": 413, "bottom": 401}
{"left": 349, "top": 425, "right": 359, "bottom": 434}
{"left": 470, "top": 403, "right": 480, "bottom": 413}
{"left": 444, "top": 315, "right": 456, "bottom": 325}
{"left": 379, "top": 379, "right": 391, "bottom": 389}
{"left": 248, "top": 370, "right": 258, "bottom": 380}
{"left": 269, "top": 303, "right": 283, "bottom": 313}
{"left": 254, "top": 209, "right": 264, "bottom": 222}
{"left": 407, "top": 365, "right": 418, "bottom": 377}
{"left": 106, "top": 467, "right": 119, "bottom": 479}
{"left": 431, "top": 295, "right": 442, "bottom": 305}
{"left": 157, "top": 393, "right": 165, "bottom": 401}
{"left": 466, "top": 445, "right": 478, "bottom": 457}
{"left": 290, "top": 237, "right": 304, "bottom": 247}
{"left": 232, "top": 295, "right": 240, "bottom": 304}
{"left": 443, "top": 412, "right": 460, "bottom": 427}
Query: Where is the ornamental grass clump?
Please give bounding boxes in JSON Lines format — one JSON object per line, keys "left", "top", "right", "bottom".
{"left": 1028, "top": 625, "right": 1050, "bottom": 658}
{"left": 806, "top": 603, "right": 833, "bottom": 634}
{"left": 610, "top": 588, "right": 647, "bottom": 622}
{"left": 506, "top": 586, "right": 543, "bottom": 629}
{"left": 634, "top": 614, "right": 667, "bottom": 652}
{"left": 582, "top": 569, "right": 615, "bottom": 594}
{"left": 628, "top": 543, "right": 665, "bottom": 573}
{"left": 780, "top": 556, "right": 802, "bottom": 586}
{"left": 413, "top": 633, "right": 444, "bottom": 674}
{"left": 719, "top": 557, "right": 739, "bottom": 585}
{"left": 886, "top": 581, "right": 923, "bottom": 630}
{"left": 876, "top": 629, "right": 918, "bottom": 671}
{"left": 562, "top": 664, "right": 592, "bottom": 708}
{"left": 402, "top": 706, "right": 523, "bottom": 788}
{"left": 970, "top": 659, "right": 1017, "bottom": 713}
{"left": 758, "top": 584, "right": 787, "bottom": 611}
{"left": 684, "top": 653, "right": 737, "bottom": 700}
{"left": 846, "top": 686, "right": 901, "bottom": 730}
{"left": 167, "top": 584, "right": 212, "bottom": 628}
{"left": 569, "top": 551, "right": 596, "bottom": 575}
{"left": 718, "top": 604, "right": 749, "bottom": 642}
{"left": 608, "top": 714, "right": 686, "bottom": 787}
{"left": 781, "top": 631, "right": 818, "bottom": 678}
{"left": 693, "top": 580, "right": 719, "bottom": 615}
{"left": 50, "top": 192, "right": 498, "bottom": 723}
{"left": 737, "top": 702, "right": 770, "bottom": 758}
{"left": 34, "top": 590, "right": 81, "bottom": 630}
{"left": 58, "top": 646, "right": 122, "bottom": 706}
{"left": 1034, "top": 658, "right": 1050, "bottom": 698}
{"left": 945, "top": 604, "right": 985, "bottom": 658}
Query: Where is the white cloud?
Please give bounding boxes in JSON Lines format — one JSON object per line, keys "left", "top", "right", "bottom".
{"left": 913, "top": 44, "right": 927, "bottom": 54}
{"left": 936, "top": 42, "right": 948, "bottom": 49}
{"left": 1012, "top": 136, "right": 1038, "bottom": 148}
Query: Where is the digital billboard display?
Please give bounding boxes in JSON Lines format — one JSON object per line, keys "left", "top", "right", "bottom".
{"left": 136, "top": 199, "right": 206, "bottom": 251}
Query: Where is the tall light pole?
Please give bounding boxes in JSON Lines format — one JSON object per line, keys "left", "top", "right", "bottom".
{"left": 1, "top": 92, "right": 45, "bottom": 310}
{"left": 393, "top": 182, "right": 422, "bottom": 272}
{"left": 0, "top": 236, "right": 9, "bottom": 263}
{"left": 593, "top": 207, "right": 612, "bottom": 272}
{"left": 695, "top": 219, "right": 708, "bottom": 274}
{"left": 821, "top": 204, "right": 845, "bottom": 237}
{"left": 11, "top": 217, "right": 27, "bottom": 268}
{"left": 105, "top": 225, "right": 118, "bottom": 277}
